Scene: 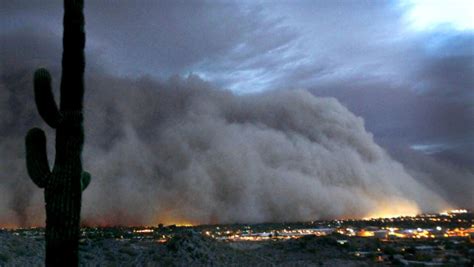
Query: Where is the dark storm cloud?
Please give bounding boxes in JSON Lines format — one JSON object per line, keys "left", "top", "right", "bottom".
{"left": 0, "top": 1, "right": 408, "bottom": 91}
{"left": 2, "top": 0, "right": 283, "bottom": 79}
{"left": 0, "top": 1, "right": 472, "bottom": 225}
{"left": 309, "top": 30, "right": 474, "bottom": 169}
{"left": 0, "top": 30, "right": 451, "bottom": 227}
{"left": 413, "top": 32, "right": 474, "bottom": 100}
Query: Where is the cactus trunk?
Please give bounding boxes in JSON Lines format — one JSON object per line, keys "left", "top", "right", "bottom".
{"left": 25, "top": 1, "right": 89, "bottom": 266}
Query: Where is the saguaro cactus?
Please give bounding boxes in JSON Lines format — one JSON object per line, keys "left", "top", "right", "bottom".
{"left": 25, "top": 0, "right": 89, "bottom": 265}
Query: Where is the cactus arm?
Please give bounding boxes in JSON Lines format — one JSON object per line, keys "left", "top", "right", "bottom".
{"left": 34, "top": 68, "right": 63, "bottom": 128}
{"left": 60, "top": 0, "right": 85, "bottom": 111}
{"left": 25, "top": 128, "right": 51, "bottom": 188}
{"left": 81, "top": 171, "right": 91, "bottom": 191}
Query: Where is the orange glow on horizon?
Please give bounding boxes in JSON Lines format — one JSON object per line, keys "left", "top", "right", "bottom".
{"left": 358, "top": 230, "right": 375, "bottom": 237}
{"left": 3, "top": 206, "right": 466, "bottom": 229}
{"left": 151, "top": 213, "right": 197, "bottom": 227}
{"left": 0, "top": 223, "right": 24, "bottom": 229}
{"left": 362, "top": 200, "right": 421, "bottom": 220}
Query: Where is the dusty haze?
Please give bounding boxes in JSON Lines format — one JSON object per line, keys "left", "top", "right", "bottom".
{"left": 0, "top": 30, "right": 469, "bottom": 228}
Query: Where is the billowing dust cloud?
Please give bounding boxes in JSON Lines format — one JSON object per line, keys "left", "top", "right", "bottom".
{"left": 1, "top": 75, "right": 450, "bottom": 227}
{"left": 0, "top": 30, "right": 455, "bottom": 227}
{"left": 81, "top": 76, "right": 450, "bottom": 226}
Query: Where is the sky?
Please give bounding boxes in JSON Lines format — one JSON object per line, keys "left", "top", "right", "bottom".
{"left": 0, "top": 0, "right": 473, "bottom": 225}
{"left": 2, "top": 0, "right": 472, "bottom": 164}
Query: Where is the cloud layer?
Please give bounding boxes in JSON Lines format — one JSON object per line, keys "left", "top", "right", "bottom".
{"left": 0, "top": 30, "right": 453, "bottom": 227}
{"left": 82, "top": 76, "right": 451, "bottom": 225}
{"left": 0, "top": 1, "right": 472, "bottom": 227}
{"left": 2, "top": 1, "right": 471, "bottom": 166}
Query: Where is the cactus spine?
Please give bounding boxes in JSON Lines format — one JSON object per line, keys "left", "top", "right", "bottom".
{"left": 25, "top": 0, "right": 89, "bottom": 265}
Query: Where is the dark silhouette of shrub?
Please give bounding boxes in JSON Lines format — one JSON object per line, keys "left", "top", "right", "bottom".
{"left": 25, "top": 0, "right": 89, "bottom": 266}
